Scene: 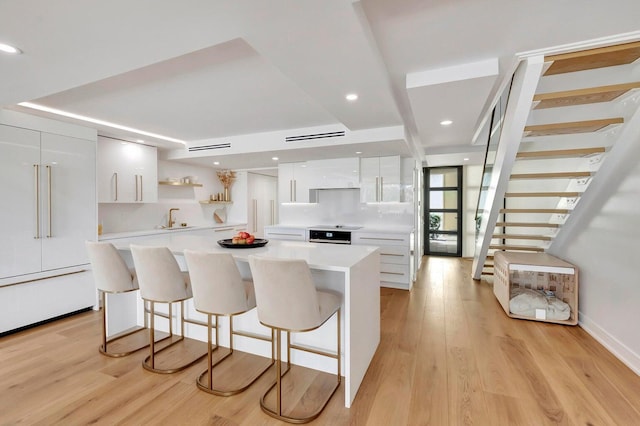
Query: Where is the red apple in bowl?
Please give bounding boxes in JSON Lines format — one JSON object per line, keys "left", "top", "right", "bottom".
{"left": 246, "top": 236, "right": 255, "bottom": 244}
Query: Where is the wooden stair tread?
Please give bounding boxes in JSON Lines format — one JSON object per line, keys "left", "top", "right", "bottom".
{"left": 544, "top": 41, "right": 640, "bottom": 76}
{"left": 534, "top": 82, "right": 640, "bottom": 109}
{"left": 516, "top": 147, "right": 606, "bottom": 159}
{"left": 489, "top": 245, "right": 545, "bottom": 252}
{"left": 495, "top": 222, "right": 560, "bottom": 228}
{"left": 492, "top": 234, "right": 552, "bottom": 241}
{"left": 505, "top": 191, "right": 581, "bottom": 197}
{"left": 500, "top": 208, "right": 571, "bottom": 214}
{"left": 524, "top": 118, "right": 624, "bottom": 137}
{"left": 510, "top": 171, "right": 592, "bottom": 179}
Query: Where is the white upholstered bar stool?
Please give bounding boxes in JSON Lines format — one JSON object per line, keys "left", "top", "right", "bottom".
{"left": 184, "top": 250, "right": 274, "bottom": 396}
{"left": 86, "top": 241, "right": 150, "bottom": 357}
{"left": 248, "top": 255, "right": 342, "bottom": 424}
{"left": 130, "top": 244, "right": 207, "bottom": 374}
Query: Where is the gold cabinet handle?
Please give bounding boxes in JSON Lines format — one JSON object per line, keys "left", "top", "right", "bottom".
{"left": 140, "top": 174, "right": 143, "bottom": 201}
{"left": 34, "top": 164, "right": 40, "bottom": 239}
{"left": 46, "top": 165, "right": 52, "bottom": 238}
{"left": 135, "top": 174, "right": 139, "bottom": 201}
{"left": 114, "top": 172, "right": 118, "bottom": 201}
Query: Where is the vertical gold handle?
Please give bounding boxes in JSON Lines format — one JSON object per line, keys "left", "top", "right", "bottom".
{"left": 114, "top": 172, "right": 118, "bottom": 201}
{"left": 140, "top": 174, "right": 143, "bottom": 201}
{"left": 380, "top": 176, "right": 384, "bottom": 201}
{"left": 293, "top": 180, "right": 297, "bottom": 202}
{"left": 289, "top": 180, "right": 293, "bottom": 202}
{"left": 375, "top": 177, "right": 379, "bottom": 202}
{"left": 270, "top": 199, "right": 275, "bottom": 225}
{"left": 253, "top": 199, "right": 258, "bottom": 232}
{"left": 46, "top": 165, "right": 52, "bottom": 238}
{"left": 34, "top": 164, "right": 40, "bottom": 239}
{"left": 135, "top": 174, "right": 139, "bottom": 201}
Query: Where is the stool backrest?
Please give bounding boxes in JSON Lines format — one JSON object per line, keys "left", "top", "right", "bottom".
{"left": 248, "top": 256, "right": 321, "bottom": 331}
{"left": 130, "top": 245, "right": 191, "bottom": 302}
{"left": 184, "top": 250, "right": 251, "bottom": 315}
{"left": 86, "top": 241, "right": 136, "bottom": 293}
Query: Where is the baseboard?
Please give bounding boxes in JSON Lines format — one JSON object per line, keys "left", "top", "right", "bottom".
{"left": 579, "top": 311, "right": 640, "bottom": 376}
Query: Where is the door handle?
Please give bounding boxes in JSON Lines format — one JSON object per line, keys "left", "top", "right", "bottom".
{"left": 34, "top": 164, "right": 40, "bottom": 239}
{"left": 140, "top": 174, "right": 143, "bottom": 201}
{"left": 114, "top": 172, "right": 118, "bottom": 201}
{"left": 375, "top": 177, "right": 379, "bottom": 202}
{"left": 253, "top": 199, "right": 258, "bottom": 232}
{"left": 289, "top": 180, "right": 293, "bottom": 202}
{"left": 293, "top": 180, "right": 297, "bottom": 202}
{"left": 46, "top": 165, "right": 52, "bottom": 238}
{"left": 135, "top": 174, "right": 139, "bottom": 201}
{"left": 380, "top": 176, "right": 384, "bottom": 201}
{"left": 270, "top": 199, "right": 275, "bottom": 225}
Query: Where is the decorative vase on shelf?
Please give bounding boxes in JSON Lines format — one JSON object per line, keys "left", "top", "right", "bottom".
{"left": 224, "top": 187, "right": 230, "bottom": 202}
{"left": 216, "top": 169, "right": 236, "bottom": 203}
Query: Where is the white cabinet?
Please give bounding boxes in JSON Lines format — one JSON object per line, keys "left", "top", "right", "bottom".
{"left": 360, "top": 156, "right": 401, "bottom": 202}
{"left": 352, "top": 231, "right": 412, "bottom": 290}
{"left": 98, "top": 137, "right": 157, "bottom": 203}
{"left": 278, "top": 162, "right": 310, "bottom": 203}
{"left": 306, "top": 157, "right": 360, "bottom": 189}
{"left": 248, "top": 172, "right": 277, "bottom": 237}
{"left": 264, "top": 225, "right": 308, "bottom": 241}
{"left": 0, "top": 124, "right": 96, "bottom": 279}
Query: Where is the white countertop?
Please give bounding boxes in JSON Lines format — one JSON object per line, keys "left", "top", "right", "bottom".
{"left": 112, "top": 234, "right": 379, "bottom": 272}
{"left": 267, "top": 224, "right": 414, "bottom": 234}
{"left": 100, "top": 223, "right": 246, "bottom": 241}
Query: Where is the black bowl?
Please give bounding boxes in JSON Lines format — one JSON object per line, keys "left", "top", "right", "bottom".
{"left": 217, "top": 238, "right": 269, "bottom": 249}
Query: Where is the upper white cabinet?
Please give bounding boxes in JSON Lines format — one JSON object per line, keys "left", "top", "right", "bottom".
{"left": 0, "top": 122, "right": 96, "bottom": 280}
{"left": 98, "top": 137, "right": 158, "bottom": 203}
{"left": 360, "top": 156, "right": 401, "bottom": 202}
{"left": 278, "top": 162, "right": 310, "bottom": 203}
{"left": 305, "top": 157, "right": 360, "bottom": 189}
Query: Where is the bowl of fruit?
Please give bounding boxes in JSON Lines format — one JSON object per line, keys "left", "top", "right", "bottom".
{"left": 217, "top": 231, "right": 268, "bottom": 249}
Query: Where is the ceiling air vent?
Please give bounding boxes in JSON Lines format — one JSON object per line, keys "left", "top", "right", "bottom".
{"left": 285, "top": 131, "right": 346, "bottom": 143}
{"left": 188, "top": 142, "right": 231, "bottom": 152}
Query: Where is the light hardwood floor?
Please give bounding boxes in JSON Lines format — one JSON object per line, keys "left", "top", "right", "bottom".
{"left": 2, "top": 257, "right": 640, "bottom": 425}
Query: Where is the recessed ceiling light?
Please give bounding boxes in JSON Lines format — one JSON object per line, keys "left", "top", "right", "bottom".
{"left": 17, "top": 102, "right": 187, "bottom": 145}
{"left": 345, "top": 93, "right": 358, "bottom": 101}
{"left": 213, "top": 161, "right": 220, "bottom": 165}
{"left": 355, "top": 151, "right": 362, "bottom": 154}
{"left": 0, "top": 42, "right": 22, "bottom": 54}
{"left": 463, "top": 158, "right": 469, "bottom": 161}
{"left": 272, "top": 157, "right": 279, "bottom": 161}
{"left": 440, "top": 120, "right": 453, "bottom": 126}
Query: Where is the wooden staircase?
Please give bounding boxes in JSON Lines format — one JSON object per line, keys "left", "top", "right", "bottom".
{"left": 481, "top": 41, "right": 640, "bottom": 277}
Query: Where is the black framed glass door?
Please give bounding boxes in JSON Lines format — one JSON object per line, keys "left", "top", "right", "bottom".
{"left": 424, "top": 166, "right": 462, "bottom": 256}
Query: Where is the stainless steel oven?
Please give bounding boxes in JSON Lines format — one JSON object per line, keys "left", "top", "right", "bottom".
{"left": 308, "top": 225, "right": 362, "bottom": 244}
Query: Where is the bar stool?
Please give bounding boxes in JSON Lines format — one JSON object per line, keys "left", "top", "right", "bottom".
{"left": 184, "top": 250, "right": 274, "bottom": 396}
{"left": 86, "top": 241, "right": 150, "bottom": 357}
{"left": 248, "top": 255, "right": 342, "bottom": 424}
{"left": 130, "top": 244, "right": 207, "bottom": 374}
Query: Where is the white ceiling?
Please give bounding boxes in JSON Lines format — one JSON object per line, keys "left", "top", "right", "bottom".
{"left": 2, "top": 0, "right": 640, "bottom": 169}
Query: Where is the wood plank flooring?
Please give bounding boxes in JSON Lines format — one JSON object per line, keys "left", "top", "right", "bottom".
{"left": 2, "top": 257, "right": 640, "bottom": 425}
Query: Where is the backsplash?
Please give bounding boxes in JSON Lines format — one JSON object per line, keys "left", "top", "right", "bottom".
{"left": 278, "top": 188, "right": 414, "bottom": 228}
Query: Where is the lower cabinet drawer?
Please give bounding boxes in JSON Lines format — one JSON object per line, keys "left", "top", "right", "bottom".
{"left": 380, "top": 263, "right": 409, "bottom": 284}
{"left": 379, "top": 245, "right": 409, "bottom": 265}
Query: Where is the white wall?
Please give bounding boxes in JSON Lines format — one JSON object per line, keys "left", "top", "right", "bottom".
{"left": 550, "top": 109, "right": 640, "bottom": 374}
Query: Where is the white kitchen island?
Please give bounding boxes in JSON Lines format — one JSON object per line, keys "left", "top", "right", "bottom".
{"left": 110, "top": 234, "right": 380, "bottom": 407}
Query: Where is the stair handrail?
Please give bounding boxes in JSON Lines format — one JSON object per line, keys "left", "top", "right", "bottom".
{"left": 472, "top": 56, "right": 545, "bottom": 279}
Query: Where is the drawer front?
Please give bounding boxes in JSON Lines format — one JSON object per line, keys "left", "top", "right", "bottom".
{"left": 353, "top": 232, "right": 409, "bottom": 246}
{"left": 380, "top": 263, "right": 409, "bottom": 284}
{"left": 379, "top": 245, "right": 409, "bottom": 265}
{"left": 264, "top": 229, "right": 306, "bottom": 241}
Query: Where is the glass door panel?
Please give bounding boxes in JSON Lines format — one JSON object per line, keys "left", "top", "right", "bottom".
{"left": 425, "top": 166, "right": 462, "bottom": 257}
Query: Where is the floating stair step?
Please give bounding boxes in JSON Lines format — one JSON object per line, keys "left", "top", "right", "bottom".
{"left": 510, "top": 171, "right": 592, "bottom": 180}
{"left": 544, "top": 41, "right": 640, "bottom": 76}
{"left": 500, "top": 208, "right": 571, "bottom": 214}
{"left": 505, "top": 191, "right": 581, "bottom": 198}
{"left": 490, "top": 245, "right": 545, "bottom": 252}
{"left": 533, "top": 82, "right": 640, "bottom": 109}
{"left": 516, "top": 147, "right": 606, "bottom": 159}
{"left": 495, "top": 222, "right": 560, "bottom": 228}
{"left": 524, "top": 118, "right": 624, "bottom": 137}
{"left": 492, "top": 234, "right": 552, "bottom": 241}
{"left": 482, "top": 271, "right": 494, "bottom": 276}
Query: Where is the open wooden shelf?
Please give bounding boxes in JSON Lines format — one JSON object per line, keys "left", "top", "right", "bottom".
{"left": 523, "top": 118, "right": 623, "bottom": 137}
{"left": 159, "top": 181, "right": 203, "bottom": 187}
{"left": 199, "top": 200, "right": 232, "bottom": 205}
{"left": 534, "top": 82, "right": 640, "bottom": 109}
{"left": 516, "top": 147, "right": 606, "bottom": 159}
{"left": 543, "top": 41, "right": 640, "bottom": 76}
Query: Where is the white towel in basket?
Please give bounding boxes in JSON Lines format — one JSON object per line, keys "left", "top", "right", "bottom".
{"left": 509, "top": 288, "right": 570, "bottom": 321}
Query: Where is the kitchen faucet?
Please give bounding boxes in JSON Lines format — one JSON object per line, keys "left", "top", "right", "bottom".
{"left": 168, "top": 208, "right": 180, "bottom": 228}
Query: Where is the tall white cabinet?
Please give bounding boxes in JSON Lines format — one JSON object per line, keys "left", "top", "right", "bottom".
{"left": 247, "top": 172, "right": 277, "bottom": 237}
{"left": 97, "top": 136, "right": 158, "bottom": 203}
{"left": 360, "top": 156, "right": 401, "bottom": 202}
{"left": 0, "top": 110, "right": 97, "bottom": 333}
